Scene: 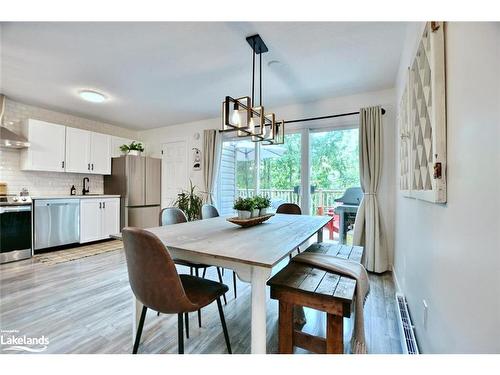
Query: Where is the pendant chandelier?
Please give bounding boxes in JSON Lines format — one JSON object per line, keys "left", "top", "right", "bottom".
{"left": 221, "top": 34, "right": 285, "bottom": 145}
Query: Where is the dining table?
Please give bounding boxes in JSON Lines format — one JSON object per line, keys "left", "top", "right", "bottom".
{"left": 112, "top": 213, "right": 332, "bottom": 354}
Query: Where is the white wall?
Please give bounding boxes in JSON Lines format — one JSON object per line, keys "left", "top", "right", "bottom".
{"left": 139, "top": 88, "right": 397, "bottom": 263}
{"left": 393, "top": 22, "right": 500, "bottom": 353}
{"left": 0, "top": 98, "right": 139, "bottom": 196}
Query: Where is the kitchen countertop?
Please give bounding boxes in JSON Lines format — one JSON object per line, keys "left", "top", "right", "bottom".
{"left": 32, "top": 195, "right": 121, "bottom": 200}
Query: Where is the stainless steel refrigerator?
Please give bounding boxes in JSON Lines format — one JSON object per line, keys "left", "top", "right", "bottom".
{"left": 104, "top": 155, "right": 161, "bottom": 230}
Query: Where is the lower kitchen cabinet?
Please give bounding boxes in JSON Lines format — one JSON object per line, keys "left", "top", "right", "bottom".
{"left": 80, "top": 198, "right": 120, "bottom": 243}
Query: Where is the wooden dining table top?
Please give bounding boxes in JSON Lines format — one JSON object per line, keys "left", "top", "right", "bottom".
{"left": 112, "top": 214, "right": 332, "bottom": 268}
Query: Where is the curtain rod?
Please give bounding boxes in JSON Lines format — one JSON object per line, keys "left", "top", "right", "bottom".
{"left": 284, "top": 108, "right": 386, "bottom": 125}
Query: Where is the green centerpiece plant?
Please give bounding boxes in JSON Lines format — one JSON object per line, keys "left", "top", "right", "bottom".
{"left": 233, "top": 197, "right": 254, "bottom": 220}
{"left": 253, "top": 195, "right": 271, "bottom": 216}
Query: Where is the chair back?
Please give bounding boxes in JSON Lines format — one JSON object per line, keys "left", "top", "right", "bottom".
{"left": 122, "top": 227, "right": 197, "bottom": 313}
{"left": 159, "top": 207, "right": 188, "bottom": 226}
{"left": 201, "top": 204, "right": 219, "bottom": 219}
{"left": 276, "top": 203, "right": 302, "bottom": 215}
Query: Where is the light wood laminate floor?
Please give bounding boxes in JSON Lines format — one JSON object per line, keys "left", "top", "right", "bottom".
{"left": 0, "top": 248, "right": 402, "bottom": 354}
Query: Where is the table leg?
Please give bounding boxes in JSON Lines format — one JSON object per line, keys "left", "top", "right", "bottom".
{"left": 132, "top": 297, "right": 144, "bottom": 344}
{"left": 250, "top": 266, "right": 271, "bottom": 354}
{"left": 317, "top": 228, "right": 323, "bottom": 243}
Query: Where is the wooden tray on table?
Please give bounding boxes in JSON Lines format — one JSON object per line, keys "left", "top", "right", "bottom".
{"left": 226, "top": 214, "right": 275, "bottom": 228}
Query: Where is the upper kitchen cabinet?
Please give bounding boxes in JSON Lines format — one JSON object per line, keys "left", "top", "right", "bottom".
{"left": 20, "top": 119, "right": 66, "bottom": 172}
{"left": 65, "top": 127, "right": 91, "bottom": 173}
{"left": 65, "top": 127, "right": 111, "bottom": 174}
{"left": 91, "top": 132, "right": 111, "bottom": 174}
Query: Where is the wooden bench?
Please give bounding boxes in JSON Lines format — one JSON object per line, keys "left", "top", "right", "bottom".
{"left": 267, "top": 242, "right": 364, "bottom": 354}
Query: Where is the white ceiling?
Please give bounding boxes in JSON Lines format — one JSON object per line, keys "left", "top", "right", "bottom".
{"left": 1, "top": 22, "right": 408, "bottom": 130}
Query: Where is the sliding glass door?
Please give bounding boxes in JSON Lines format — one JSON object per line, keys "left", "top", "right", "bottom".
{"left": 217, "top": 126, "right": 360, "bottom": 229}
{"left": 259, "top": 133, "right": 302, "bottom": 209}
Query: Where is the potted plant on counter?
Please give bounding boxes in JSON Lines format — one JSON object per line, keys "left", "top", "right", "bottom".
{"left": 254, "top": 196, "right": 271, "bottom": 216}
{"left": 233, "top": 197, "right": 254, "bottom": 219}
{"left": 120, "top": 141, "right": 145, "bottom": 156}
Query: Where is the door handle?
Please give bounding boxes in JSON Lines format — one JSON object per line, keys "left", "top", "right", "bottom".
{"left": 102, "top": 201, "right": 105, "bottom": 209}
{"left": 62, "top": 161, "right": 65, "bottom": 169}
{"left": 99, "top": 202, "right": 102, "bottom": 209}
{"left": 91, "top": 163, "right": 94, "bottom": 171}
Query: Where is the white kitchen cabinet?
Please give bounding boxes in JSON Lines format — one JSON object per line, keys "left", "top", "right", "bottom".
{"left": 80, "top": 199, "right": 102, "bottom": 243}
{"left": 65, "top": 128, "right": 111, "bottom": 174}
{"left": 101, "top": 198, "right": 120, "bottom": 239}
{"left": 65, "top": 127, "right": 92, "bottom": 173}
{"left": 20, "top": 119, "right": 66, "bottom": 172}
{"left": 80, "top": 197, "right": 120, "bottom": 243}
{"left": 91, "top": 132, "right": 111, "bottom": 174}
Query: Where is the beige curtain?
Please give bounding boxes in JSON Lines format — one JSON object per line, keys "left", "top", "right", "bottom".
{"left": 203, "top": 129, "right": 222, "bottom": 204}
{"left": 353, "top": 106, "right": 389, "bottom": 273}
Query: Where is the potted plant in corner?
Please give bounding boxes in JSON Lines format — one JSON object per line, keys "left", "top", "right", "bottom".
{"left": 233, "top": 197, "right": 254, "bottom": 220}
{"left": 120, "top": 141, "right": 145, "bottom": 156}
{"left": 254, "top": 195, "right": 271, "bottom": 216}
{"left": 174, "top": 180, "right": 203, "bottom": 221}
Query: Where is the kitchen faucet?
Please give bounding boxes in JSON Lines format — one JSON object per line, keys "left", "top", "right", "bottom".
{"left": 82, "top": 177, "right": 90, "bottom": 195}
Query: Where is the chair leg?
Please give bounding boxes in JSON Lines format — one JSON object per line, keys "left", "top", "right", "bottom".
{"left": 222, "top": 268, "right": 225, "bottom": 276}
{"left": 216, "top": 267, "right": 228, "bottom": 305}
{"left": 195, "top": 268, "right": 199, "bottom": 278}
{"left": 178, "top": 313, "right": 184, "bottom": 354}
{"left": 190, "top": 267, "right": 193, "bottom": 276}
{"left": 157, "top": 311, "right": 160, "bottom": 317}
{"left": 232, "top": 271, "right": 237, "bottom": 299}
{"left": 184, "top": 312, "right": 189, "bottom": 339}
{"left": 197, "top": 309, "right": 202, "bottom": 328}
{"left": 216, "top": 297, "right": 232, "bottom": 354}
{"left": 133, "top": 306, "right": 147, "bottom": 354}
{"left": 202, "top": 268, "right": 206, "bottom": 278}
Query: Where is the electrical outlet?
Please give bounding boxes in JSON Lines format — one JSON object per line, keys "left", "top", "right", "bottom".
{"left": 422, "top": 300, "right": 428, "bottom": 330}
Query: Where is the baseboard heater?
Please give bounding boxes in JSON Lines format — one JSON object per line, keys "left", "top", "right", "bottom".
{"left": 395, "top": 293, "right": 420, "bottom": 354}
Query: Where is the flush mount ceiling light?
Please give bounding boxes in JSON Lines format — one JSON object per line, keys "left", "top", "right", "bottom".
{"left": 221, "top": 34, "right": 284, "bottom": 145}
{"left": 79, "top": 90, "right": 107, "bottom": 103}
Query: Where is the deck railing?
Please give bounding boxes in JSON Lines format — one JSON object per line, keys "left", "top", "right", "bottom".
{"left": 236, "top": 188, "right": 344, "bottom": 213}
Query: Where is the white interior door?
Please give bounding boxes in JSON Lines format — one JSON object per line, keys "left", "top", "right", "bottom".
{"left": 161, "top": 140, "right": 188, "bottom": 207}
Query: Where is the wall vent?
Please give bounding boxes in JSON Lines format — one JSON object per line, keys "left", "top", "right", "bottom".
{"left": 395, "top": 293, "right": 420, "bottom": 354}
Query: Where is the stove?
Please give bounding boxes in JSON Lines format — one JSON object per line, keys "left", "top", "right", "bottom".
{"left": 0, "top": 195, "right": 32, "bottom": 206}
{"left": 0, "top": 194, "right": 33, "bottom": 264}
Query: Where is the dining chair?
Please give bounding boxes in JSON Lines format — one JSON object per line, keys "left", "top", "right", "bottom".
{"left": 276, "top": 203, "right": 303, "bottom": 259}
{"left": 159, "top": 208, "right": 227, "bottom": 326}
{"left": 276, "top": 203, "right": 302, "bottom": 215}
{"left": 122, "top": 227, "right": 232, "bottom": 354}
{"left": 201, "top": 204, "right": 238, "bottom": 299}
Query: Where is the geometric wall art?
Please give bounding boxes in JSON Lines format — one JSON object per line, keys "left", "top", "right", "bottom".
{"left": 399, "top": 21, "right": 447, "bottom": 203}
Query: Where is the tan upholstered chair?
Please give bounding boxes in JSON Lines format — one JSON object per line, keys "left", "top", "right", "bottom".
{"left": 122, "top": 227, "right": 232, "bottom": 354}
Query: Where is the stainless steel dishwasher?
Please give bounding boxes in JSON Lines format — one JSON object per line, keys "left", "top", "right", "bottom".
{"left": 34, "top": 199, "right": 80, "bottom": 250}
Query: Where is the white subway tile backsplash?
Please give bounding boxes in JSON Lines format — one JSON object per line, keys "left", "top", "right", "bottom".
{"left": 0, "top": 99, "right": 139, "bottom": 196}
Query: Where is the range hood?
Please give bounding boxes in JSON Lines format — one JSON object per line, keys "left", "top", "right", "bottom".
{"left": 0, "top": 94, "right": 30, "bottom": 149}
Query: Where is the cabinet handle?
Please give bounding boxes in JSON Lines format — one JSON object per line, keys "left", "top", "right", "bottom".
{"left": 103, "top": 201, "right": 106, "bottom": 209}
{"left": 61, "top": 161, "right": 65, "bottom": 169}
{"left": 91, "top": 163, "right": 94, "bottom": 171}
{"left": 88, "top": 163, "right": 90, "bottom": 171}
{"left": 99, "top": 202, "right": 102, "bottom": 209}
